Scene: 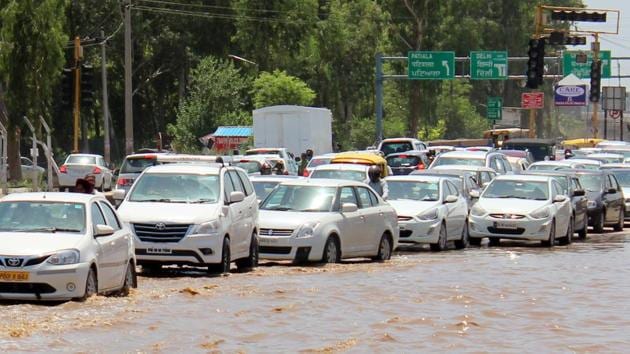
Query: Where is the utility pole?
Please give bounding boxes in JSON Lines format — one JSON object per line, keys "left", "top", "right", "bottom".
{"left": 73, "top": 36, "right": 82, "bottom": 153}
{"left": 592, "top": 33, "right": 600, "bottom": 138}
{"left": 101, "top": 29, "right": 111, "bottom": 164}
{"left": 375, "top": 53, "right": 383, "bottom": 143}
{"left": 124, "top": 0, "right": 134, "bottom": 155}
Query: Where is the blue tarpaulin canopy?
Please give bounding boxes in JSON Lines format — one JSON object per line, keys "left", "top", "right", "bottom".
{"left": 211, "top": 126, "right": 252, "bottom": 137}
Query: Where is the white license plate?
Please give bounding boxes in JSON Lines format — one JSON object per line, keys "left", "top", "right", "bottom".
{"left": 147, "top": 247, "right": 172, "bottom": 254}
{"left": 494, "top": 222, "right": 517, "bottom": 230}
{"left": 259, "top": 238, "right": 281, "bottom": 245}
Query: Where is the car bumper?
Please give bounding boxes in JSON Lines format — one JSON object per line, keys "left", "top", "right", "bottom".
{"left": 397, "top": 219, "right": 442, "bottom": 245}
{"left": 0, "top": 262, "right": 91, "bottom": 301}
{"left": 469, "top": 215, "right": 553, "bottom": 241}
{"left": 625, "top": 203, "right": 630, "bottom": 220}
{"left": 258, "top": 235, "right": 323, "bottom": 262}
{"left": 58, "top": 174, "right": 104, "bottom": 188}
{"left": 134, "top": 234, "right": 224, "bottom": 266}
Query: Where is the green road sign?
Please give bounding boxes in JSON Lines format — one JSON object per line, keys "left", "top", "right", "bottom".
{"left": 487, "top": 97, "right": 502, "bottom": 120}
{"left": 408, "top": 51, "right": 455, "bottom": 80}
{"left": 563, "top": 51, "right": 611, "bottom": 79}
{"left": 470, "top": 51, "right": 508, "bottom": 80}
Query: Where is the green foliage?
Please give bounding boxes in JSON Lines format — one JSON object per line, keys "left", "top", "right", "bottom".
{"left": 418, "top": 119, "right": 446, "bottom": 141}
{"left": 437, "top": 81, "right": 490, "bottom": 139}
{"left": 252, "top": 70, "right": 316, "bottom": 109}
{"left": 168, "top": 56, "right": 249, "bottom": 153}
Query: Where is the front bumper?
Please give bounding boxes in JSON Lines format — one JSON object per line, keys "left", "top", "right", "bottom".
{"left": 258, "top": 235, "right": 323, "bottom": 262}
{"left": 469, "top": 215, "right": 553, "bottom": 241}
{"left": 397, "top": 219, "right": 442, "bottom": 245}
{"left": 0, "top": 262, "right": 91, "bottom": 301}
{"left": 134, "top": 234, "right": 224, "bottom": 266}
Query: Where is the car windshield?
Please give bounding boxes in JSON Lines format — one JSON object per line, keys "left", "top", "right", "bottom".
{"left": 66, "top": 155, "right": 96, "bottom": 165}
{"left": 261, "top": 185, "right": 336, "bottom": 212}
{"left": 483, "top": 180, "right": 549, "bottom": 200}
{"left": 611, "top": 170, "right": 630, "bottom": 187}
{"left": 577, "top": 174, "right": 603, "bottom": 192}
{"left": 432, "top": 157, "right": 484, "bottom": 167}
{"left": 387, "top": 156, "right": 421, "bottom": 168}
{"left": 252, "top": 181, "right": 280, "bottom": 201}
{"left": 310, "top": 170, "right": 365, "bottom": 182}
{"left": 120, "top": 157, "right": 159, "bottom": 174}
{"left": 0, "top": 201, "right": 85, "bottom": 233}
{"left": 233, "top": 161, "right": 262, "bottom": 174}
{"left": 380, "top": 142, "right": 413, "bottom": 156}
{"left": 129, "top": 173, "right": 220, "bottom": 203}
{"left": 528, "top": 164, "right": 566, "bottom": 171}
{"left": 246, "top": 150, "right": 280, "bottom": 156}
{"left": 388, "top": 181, "right": 440, "bottom": 201}
{"left": 307, "top": 158, "right": 332, "bottom": 169}
{"left": 604, "top": 150, "right": 630, "bottom": 158}
{"left": 584, "top": 156, "right": 623, "bottom": 164}
{"left": 503, "top": 144, "right": 551, "bottom": 161}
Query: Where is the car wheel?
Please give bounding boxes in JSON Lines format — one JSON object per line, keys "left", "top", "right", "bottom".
{"left": 321, "top": 236, "right": 340, "bottom": 263}
{"left": 76, "top": 268, "right": 97, "bottom": 302}
{"left": 488, "top": 238, "right": 501, "bottom": 247}
{"left": 593, "top": 210, "right": 605, "bottom": 233}
{"left": 469, "top": 237, "right": 482, "bottom": 246}
{"left": 541, "top": 221, "right": 556, "bottom": 247}
{"left": 578, "top": 215, "right": 588, "bottom": 239}
{"left": 208, "top": 237, "right": 231, "bottom": 274}
{"left": 236, "top": 233, "right": 259, "bottom": 271}
{"left": 430, "top": 223, "right": 447, "bottom": 252}
{"left": 613, "top": 209, "right": 624, "bottom": 232}
{"left": 116, "top": 262, "right": 137, "bottom": 297}
{"left": 454, "top": 221, "right": 469, "bottom": 250}
{"left": 372, "top": 234, "right": 392, "bottom": 262}
{"left": 142, "top": 264, "right": 162, "bottom": 274}
{"left": 559, "top": 218, "right": 573, "bottom": 246}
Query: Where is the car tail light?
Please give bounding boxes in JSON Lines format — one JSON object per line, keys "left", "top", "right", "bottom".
{"left": 93, "top": 167, "right": 102, "bottom": 174}
{"left": 283, "top": 170, "right": 289, "bottom": 175}
{"left": 416, "top": 163, "right": 425, "bottom": 170}
{"left": 59, "top": 165, "right": 67, "bottom": 173}
{"left": 117, "top": 178, "right": 133, "bottom": 187}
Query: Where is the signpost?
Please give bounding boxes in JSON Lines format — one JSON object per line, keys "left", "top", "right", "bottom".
{"left": 408, "top": 51, "right": 455, "bottom": 80}
{"left": 554, "top": 85, "right": 587, "bottom": 106}
{"left": 470, "top": 51, "right": 508, "bottom": 80}
{"left": 602, "top": 86, "right": 627, "bottom": 140}
{"left": 563, "top": 51, "right": 611, "bottom": 79}
{"left": 521, "top": 92, "right": 544, "bottom": 109}
{"left": 487, "top": 97, "right": 503, "bottom": 122}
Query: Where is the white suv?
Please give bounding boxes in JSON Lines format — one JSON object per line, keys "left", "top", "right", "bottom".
{"left": 116, "top": 164, "right": 259, "bottom": 274}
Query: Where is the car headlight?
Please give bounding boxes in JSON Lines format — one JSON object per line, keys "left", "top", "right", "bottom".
{"left": 529, "top": 207, "right": 551, "bottom": 219}
{"left": 296, "top": 222, "right": 319, "bottom": 238}
{"left": 191, "top": 220, "right": 220, "bottom": 235}
{"left": 47, "top": 249, "right": 80, "bottom": 265}
{"left": 417, "top": 209, "right": 439, "bottom": 221}
{"left": 587, "top": 200, "right": 597, "bottom": 208}
{"left": 470, "top": 204, "right": 487, "bottom": 217}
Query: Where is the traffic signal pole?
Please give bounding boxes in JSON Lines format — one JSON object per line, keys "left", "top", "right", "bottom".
{"left": 73, "top": 36, "right": 81, "bottom": 153}
{"left": 592, "top": 33, "right": 600, "bottom": 138}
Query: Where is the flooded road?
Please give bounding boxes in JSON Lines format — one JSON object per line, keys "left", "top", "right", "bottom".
{"left": 1, "top": 230, "right": 629, "bottom": 353}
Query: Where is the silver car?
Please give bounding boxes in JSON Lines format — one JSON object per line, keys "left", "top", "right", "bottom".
{"left": 59, "top": 154, "right": 113, "bottom": 191}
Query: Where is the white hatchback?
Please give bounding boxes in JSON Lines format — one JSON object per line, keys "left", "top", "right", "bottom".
{"left": 308, "top": 163, "right": 369, "bottom": 182}
{"left": 258, "top": 179, "right": 398, "bottom": 263}
{"left": 0, "top": 193, "right": 136, "bottom": 301}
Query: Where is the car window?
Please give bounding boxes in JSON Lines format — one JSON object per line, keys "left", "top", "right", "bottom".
{"left": 466, "top": 176, "right": 476, "bottom": 192}
{"left": 609, "top": 175, "right": 620, "bottom": 190}
{"left": 501, "top": 157, "right": 512, "bottom": 172}
{"left": 236, "top": 170, "right": 254, "bottom": 196}
{"left": 551, "top": 181, "right": 561, "bottom": 197}
{"left": 338, "top": 187, "right": 358, "bottom": 206}
{"left": 356, "top": 187, "right": 373, "bottom": 208}
{"left": 604, "top": 175, "right": 613, "bottom": 189}
{"left": 224, "top": 172, "right": 236, "bottom": 200}
{"left": 97, "top": 157, "right": 105, "bottom": 167}
{"left": 367, "top": 188, "right": 380, "bottom": 206}
{"left": 228, "top": 170, "right": 245, "bottom": 193}
{"left": 98, "top": 201, "right": 121, "bottom": 230}
{"left": 91, "top": 203, "right": 107, "bottom": 226}
{"left": 446, "top": 181, "right": 459, "bottom": 196}
{"left": 571, "top": 178, "right": 581, "bottom": 191}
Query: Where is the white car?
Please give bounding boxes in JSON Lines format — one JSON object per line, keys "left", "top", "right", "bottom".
{"left": 116, "top": 164, "right": 259, "bottom": 274}
{"left": 0, "top": 193, "right": 136, "bottom": 301}
{"left": 468, "top": 175, "right": 573, "bottom": 247}
{"left": 527, "top": 161, "right": 585, "bottom": 171}
{"left": 386, "top": 175, "right": 469, "bottom": 251}
{"left": 430, "top": 151, "right": 513, "bottom": 175}
{"left": 308, "top": 163, "right": 369, "bottom": 182}
{"left": 245, "top": 148, "right": 298, "bottom": 175}
{"left": 581, "top": 153, "right": 625, "bottom": 164}
{"left": 250, "top": 175, "right": 304, "bottom": 203}
{"left": 258, "top": 179, "right": 398, "bottom": 263}
{"left": 59, "top": 154, "right": 114, "bottom": 191}
{"left": 565, "top": 158, "right": 602, "bottom": 170}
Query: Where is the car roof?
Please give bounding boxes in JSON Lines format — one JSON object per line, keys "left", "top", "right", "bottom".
{"left": 587, "top": 153, "right": 624, "bottom": 158}
{"left": 1, "top": 192, "right": 106, "bottom": 203}
{"left": 311, "top": 163, "right": 367, "bottom": 171}
{"left": 522, "top": 171, "right": 570, "bottom": 178}
{"left": 67, "top": 153, "right": 103, "bottom": 158}
{"left": 601, "top": 164, "right": 630, "bottom": 169}
{"left": 250, "top": 175, "right": 304, "bottom": 182}
{"left": 411, "top": 170, "right": 470, "bottom": 178}
{"left": 381, "top": 137, "right": 420, "bottom": 143}
{"left": 385, "top": 175, "right": 444, "bottom": 182}
{"left": 435, "top": 151, "right": 488, "bottom": 158}
{"left": 567, "top": 158, "right": 602, "bottom": 165}
{"left": 385, "top": 150, "right": 428, "bottom": 157}
{"left": 144, "top": 163, "right": 223, "bottom": 174}
{"left": 311, "top": 153, "right": 337, "bottom": 159}
{"left": 279, "top": 179, "right": 361, "bottom": 187}
{"left": 495, "top": 174, "right": 551, "bottom": 182}
{"left": 529, "top": 160, "right": 575, "bottom": 166}
{"left": 431, "top": 165, "right": 495, "bottom": 172}
{"left": 572, "top": 169, "right": 605, "bottom": 175}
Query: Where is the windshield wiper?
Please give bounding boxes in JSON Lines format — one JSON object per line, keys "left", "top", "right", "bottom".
{"left": 134, "top": 198, "right": 188, "bottom": 203}
{"left": 188, "top": 199, "right": 216, "bottom": 204}
{"left": 17, "top": 227, "right": 82, "bottom": 233}
{"left": 495, "top": 195, "right": 528, "bottom": 199}
{"left": 265, "top": 206, "right": 294, "bottom": 211}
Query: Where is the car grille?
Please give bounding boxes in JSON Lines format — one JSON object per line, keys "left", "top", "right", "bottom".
{"left": 399, "top": 230, "right": 413, "bottom": 238}
{"left": 0, "top": 282, "right": 56, "bottom": 294}
{"left": 259, "top": 228, "right": 294, "bottom": 237}
{"left": 259, "top": 246, "right": 292, "bottom": 254}
{"left": 487, "top": 227, "right": 525, "bottom": 235}
{"left": 397, "top": 216, "right": 413, "bottom": 221}
{"left": 133, "top": 223, "right": 191, "bottom": 243}
{"left": 489, "top": 214, "right": 525, "bottom": 219}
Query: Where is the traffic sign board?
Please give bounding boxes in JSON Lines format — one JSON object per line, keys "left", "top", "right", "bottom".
{"left": 487, "top": 97, "right": 503, "bottom": 120}
{"left": 522, "top": 92, "right": 544, "bottom": 109}
{"left": 408, "top": 51, "right": 455, "bottom": 80}
{"left": 563, "top": 51, "right": 611, "bottom": 79}
{"left": 470, "top": 51, "right": 508, "bottom": 80}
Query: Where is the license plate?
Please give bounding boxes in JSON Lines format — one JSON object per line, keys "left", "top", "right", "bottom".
{"left": 146, "top": 248, "right": 172, "bottom": 255}
{"left": 259, "top": 238, "right": 280, "bottom": 245}
{"left": 0, "top": 271, "right": 29, "bottom": 282}
{"left": 494, "top": 221, "right": 517, "bottom": 230}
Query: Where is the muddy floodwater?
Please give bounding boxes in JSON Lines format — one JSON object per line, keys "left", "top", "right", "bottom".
{"left": 1, "top": 231, "right": 629, "bottom": 353}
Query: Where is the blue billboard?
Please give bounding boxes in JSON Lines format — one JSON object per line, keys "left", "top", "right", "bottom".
{"left": 554, "top": 85, "right": 587, "bottom": 106}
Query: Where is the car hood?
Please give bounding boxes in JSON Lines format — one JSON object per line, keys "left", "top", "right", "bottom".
{"left": 477, "top": 198, "right": 549, "bottom": 215}
{"left": 259, "top": 210, "right": 331, "bottom": 230}
{"left": 388, "top": 199, "right": 440, "bottom": 217}
{"left": 0, "top": 233, "right": 84, "bottom": 256}
{"left": 118, "top": 202, "right": 220, "bottom": 224}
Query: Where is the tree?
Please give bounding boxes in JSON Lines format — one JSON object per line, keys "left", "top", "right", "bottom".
{"left": 252, "top": 70, "right": 315, "bottom": 108}
{"left": 167, "top": 56, "right": 249, "bottom": 153}
{"left": 0, "top": 0, "right": 67, "bottom": 181}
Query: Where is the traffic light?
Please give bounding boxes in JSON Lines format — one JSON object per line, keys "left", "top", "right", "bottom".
{"left": 590, "top": 60, "right": 601, "bottom": 102}
{"left": 551, "top": 10, "right": 606, "bottom": 22}
{"left": 80, "top": 64, "right": 94, "bottom": 107}
{"left": 61, "top": 68, "right": 74, "bottom": 109}
{"left": 526, "top": 38, "right": 545, "bottom": 89}
{"left": 546, "top": 31, "right": 587, "bottom": 46}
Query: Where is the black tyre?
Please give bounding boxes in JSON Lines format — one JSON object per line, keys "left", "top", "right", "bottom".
{"left": 488, "top": 238, "right": 501, "bottom": 247}
{"left": 454, "top": 222, "right": 469, "bottom": 250}
{"left": 321, "top": 236, "right": 340, "bottom": 263}
{"left": 469, "top": 237, "right": 482, "bottom": 246}
{"left": 559, "top": 218, "right": 573, "bottom": 246}
{"left": 430, "top": 224, "right": 447, "bottom": 252}
{"left": 578, "top": 215, "right": 588, "bottom": 239}
{"left": 372, "top": 234, "right": 392, "bottom": 262}
{"left": 541, "top": 221, "right": 556, "bottom": 247}
{"left": 142, "top": 264, "right": 162, "bottom": 274}
{"left": 593, "top": 211, "right": 605, "bottom": 233}
{"left": 613, "top": 209, "right": 624, "bottom": 232}
{"left": 236, "top": 234, "right": 259, "bottom": 271}
{"left": 116, "top": 262, "right": 137, "bottom": 297}
{"left": 208, "top": 237, "right": 231, "bottom": 274}
{"left": 76, "top": 268, "right": 97, "bottom": 302}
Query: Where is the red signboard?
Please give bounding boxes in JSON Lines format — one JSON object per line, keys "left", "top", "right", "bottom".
{"left": 521, "top": 92, "right": 544, "bottom": 109}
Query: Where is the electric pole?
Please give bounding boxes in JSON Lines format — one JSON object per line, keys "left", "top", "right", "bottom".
{"left": 73, "top": 36, "right": 82, "bottom": 153}
{"left": 101, "top": 29, "right": 111, "bottom": 164}
{"left": 124, "top": 0, "right": 134, "bottom": 154}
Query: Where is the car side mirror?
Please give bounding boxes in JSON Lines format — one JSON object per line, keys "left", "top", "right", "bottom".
{"left": 572, "top": 189, "right": 585, "bottom": 197}
{"left": 112, "top": 189, "right": 126, "bottom": 200}
{"left": 553, "top": 195, "right": 567, "bottom": 203}
{"left": 607, "top": 188, "right": 617, "bottom": 194}
{"left": 113, "top": 168, "right": 120, "bottom": 176}
{"left": 229, "top": 191, "right": 245, "bottom": 204}
{"left": 444, "top": 195, "right": 458, "bottom": 204}
{"left": 469, "top": 190, "right": 480, "bottom": 199}
{"left": 341, "top": 202, "right": 358, "bottom": 213}
{"left": 94, "top": 224, "right": 114, "bottom": 237}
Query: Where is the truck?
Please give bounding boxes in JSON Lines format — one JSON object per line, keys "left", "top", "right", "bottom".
{"left": 253, "top": 105, "right": 333, "bottom": 156}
